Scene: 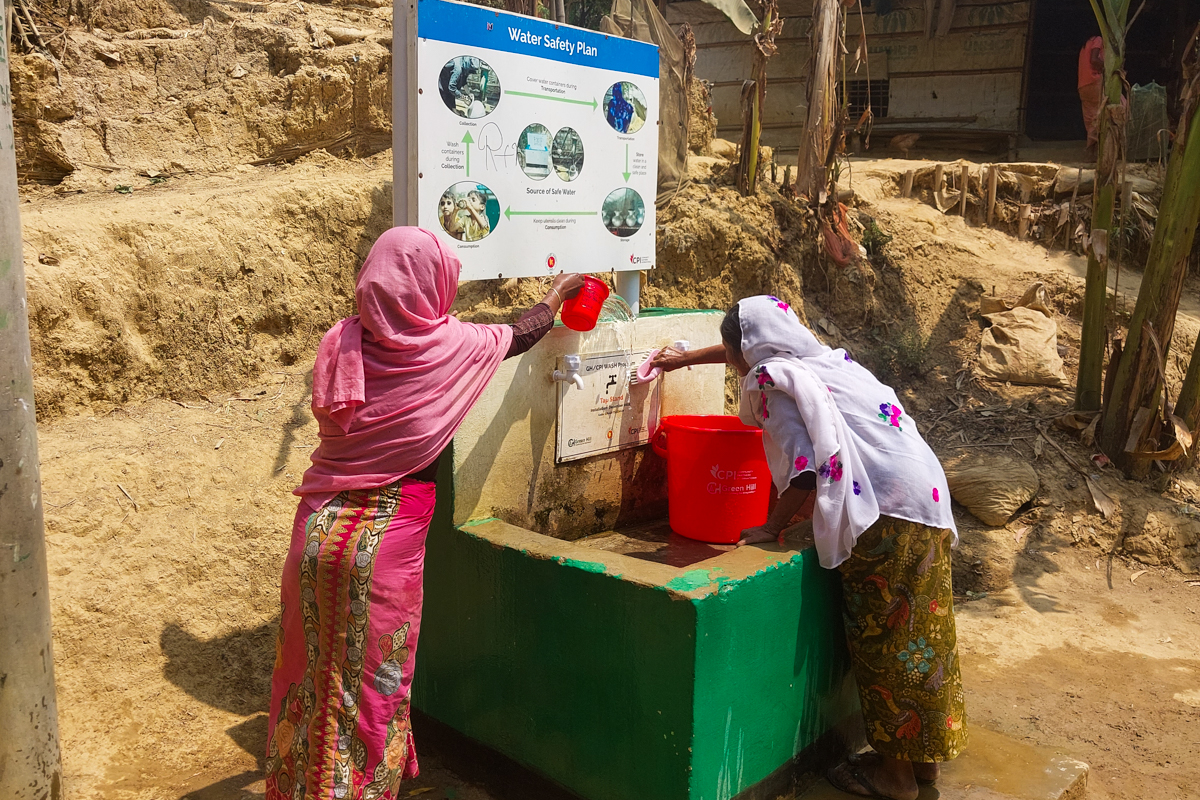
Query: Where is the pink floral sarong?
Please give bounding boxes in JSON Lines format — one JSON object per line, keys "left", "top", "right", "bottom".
{"left": 265, "top": 477, "right": 435, "bottom": 800}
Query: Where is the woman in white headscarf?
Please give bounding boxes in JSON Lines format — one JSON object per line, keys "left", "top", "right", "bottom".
{"left": 652, "top": 296, "right": 965, "bottom": 800}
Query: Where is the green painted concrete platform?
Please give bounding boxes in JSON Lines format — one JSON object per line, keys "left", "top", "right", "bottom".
{"left": 413, "top": 484, "right": 863, "bottom": 800}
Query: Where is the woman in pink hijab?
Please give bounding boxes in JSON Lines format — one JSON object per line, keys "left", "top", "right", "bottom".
{"left": 264, "top": 227, "right": 582, "bottom": 800}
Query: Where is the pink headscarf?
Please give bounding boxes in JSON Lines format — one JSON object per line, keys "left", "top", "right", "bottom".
{"left": 296, "top": 227, "right": 513, "bottom": 500}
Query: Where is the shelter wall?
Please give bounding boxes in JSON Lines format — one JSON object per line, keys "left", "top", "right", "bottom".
{"left": 667, "top": 0, "right": 1031, "bottom": 149}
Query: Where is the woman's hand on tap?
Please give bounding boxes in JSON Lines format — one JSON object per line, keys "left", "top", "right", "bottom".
{"left": 650, "top": 346, "right": 689, "bottom": 373}
{"left": 652, "top": 344, "right": 729, "bottom": 372}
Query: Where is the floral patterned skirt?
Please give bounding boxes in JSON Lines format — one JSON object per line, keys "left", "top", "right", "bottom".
{"left": 837, "top": 515, "right": 968, "bottom": 762}
{"left": 265, "top": 478, "right": 436, "bottom": 800}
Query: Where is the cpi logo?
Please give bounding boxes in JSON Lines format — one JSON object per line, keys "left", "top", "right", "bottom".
{"left": 710, "top": 464, "right": 736, "bottom": 480}
{"left": 710, "top": 464, "right": 756, "bottom": 480}
{"left": 546, "top": 254, "right": 557, "bottom": 271}
{"left": 629, "top": 254, "right": 652, "bottom": 265}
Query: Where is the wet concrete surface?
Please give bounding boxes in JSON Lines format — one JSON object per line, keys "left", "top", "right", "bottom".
{"left": 572, "top": 519, "right": 737, "bottom": 567}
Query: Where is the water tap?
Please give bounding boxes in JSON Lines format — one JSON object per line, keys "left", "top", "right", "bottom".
{"left": 552, "top": 354, "right": 585, "bottom": 391}
{"left": 673, "top": 340, "right": 692, "bottom": 371}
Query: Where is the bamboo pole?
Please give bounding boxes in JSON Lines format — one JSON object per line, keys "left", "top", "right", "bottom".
{"left": 1018, "top": 204, "right": 1032, "bottom": 240}
{"left": 0, "top": 11, "right": 64, "bottom": 800}
{"left": 902, "top": 169, "right": 914, "bottom": 198}
{"left": 986, "top": 165, "right": 998, "bottom": 225}
{"left": 959, "top": 164, "right": 970, "bottom": 217}
{"left": 933, "top": 163, "right": 944, "bottom": 193}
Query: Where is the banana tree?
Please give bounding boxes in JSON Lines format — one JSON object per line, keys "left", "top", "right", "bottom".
{"left": 794, "top": 0, "right": 844, "bottom": 201}
{"left": 737, "top": 0, "right": 782, "bottom": 195}
{"left": 1076, "top": 0, "right": 1132, "bottom": 411}
{"left": 1099, "top": 27, "right": 1200, "bottom": 474}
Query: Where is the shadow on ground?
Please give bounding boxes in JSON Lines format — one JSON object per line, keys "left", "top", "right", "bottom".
{"left": 161, "top": 618, "right": 276, "bottom": 799}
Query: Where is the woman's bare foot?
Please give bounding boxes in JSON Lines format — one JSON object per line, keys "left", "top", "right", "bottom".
{"left": 848, "top": 751, "right": 939, "bottom": 784}
{"left": 827, "top": 759, "right": 918, "bottom": 800}
{"left": 912, "top": 761, "right": 939, "bottom": 784}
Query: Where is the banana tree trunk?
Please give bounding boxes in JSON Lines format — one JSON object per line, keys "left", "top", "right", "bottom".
{"left": 1076, "top": 0, "right": 1131, "bottom": 411}
{"left": 1101, "top": 28, "right": 1200, "bottom": 474}
{"left": 737, "top": 0, "right": 780, "bottom": 195}
{"left": 795, "top": 0, "right": 842, "bottom": 201}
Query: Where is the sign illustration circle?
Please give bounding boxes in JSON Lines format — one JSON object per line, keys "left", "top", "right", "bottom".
{"left": 438, "top": 181, "right": 500, "bottom": 242}
{"left": 603, "top": 82, "right": 648, "bottom": 134}
{"left": 438, "top": 55, "right": 501, "bottom": 119}
{"left": 601, "top": 187, "right": 645, "bottom": 238}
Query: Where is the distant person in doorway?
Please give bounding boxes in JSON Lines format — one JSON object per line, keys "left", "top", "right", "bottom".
{"left": 652, "top": 297, "right": 965, "bottom": 800}
{"left": 264, "top": 227, "right": 583, "bottom": 800}
{"left": 1078, "top": 36, "right": 1104, "bottom": 156}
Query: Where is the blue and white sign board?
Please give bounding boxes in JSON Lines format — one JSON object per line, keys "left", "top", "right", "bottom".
{"left": 415, "top": 0, "right": 659, "bottom": 280}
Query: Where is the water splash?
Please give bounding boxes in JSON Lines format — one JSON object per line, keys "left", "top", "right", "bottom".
{"left": 597, "top": 294, "right": 636, "bottom": 323}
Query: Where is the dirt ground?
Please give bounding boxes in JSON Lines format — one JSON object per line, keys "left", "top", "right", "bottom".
{"left": 23, "top": 151, "right": 1199, "bottom": 800}
{"left": 35, "top": 380, "right": 1200, "bottom": 800}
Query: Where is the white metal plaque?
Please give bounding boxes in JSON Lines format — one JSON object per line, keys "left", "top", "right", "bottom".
{"left": 555, "top": 350, "right": 660, "bottom": 463}
{"left": 414, "top": 0, "right": 659, "bottom": 280}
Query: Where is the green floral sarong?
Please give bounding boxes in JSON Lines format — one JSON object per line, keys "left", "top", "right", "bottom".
{"left": 837, "top": 515, "right": 968, "bottom": 762}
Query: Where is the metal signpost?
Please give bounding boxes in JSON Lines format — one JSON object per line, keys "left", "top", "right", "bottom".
{"left": 0, "top": 11, "right": 64, "bottom": 800}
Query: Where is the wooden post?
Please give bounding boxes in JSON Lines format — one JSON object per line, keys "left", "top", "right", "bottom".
{"left": 986, "top": 165, "right": 998, "bottom": 225}
{"left": 902, "top": 169, "right": 914, "bottom": 198}
{"left": 959, "top": 164, "right": 970, "bottom": 217}
{"left": 1018, "top": 204, "right": 1032, "bottom": 240}
{"left": 0, "top": 11, "right": 64, "bottom": 800}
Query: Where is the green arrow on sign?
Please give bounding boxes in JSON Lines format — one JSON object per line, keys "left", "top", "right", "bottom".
{"left": 504, "top": 90, "right": 598, "bottom": 110}
{"left": 504, "top": 206, "right": 598, "bottom": 221}
{"left": 461, "top": 130, "right": 474, "bottom": 177}
{"left": 623, "top": 144, "right": 631, "bottom": 182}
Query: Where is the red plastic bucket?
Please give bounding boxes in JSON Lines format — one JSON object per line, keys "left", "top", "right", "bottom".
{"left": 651, "top": 415, "right": 772, "bottom": 543}
{"left": 560, "top": 276, "right": 610, "bottom": 332}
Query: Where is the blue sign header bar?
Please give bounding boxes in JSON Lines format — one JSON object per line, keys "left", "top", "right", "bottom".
{"left": 417, "top": 0, "right": 660, "bottom": 78}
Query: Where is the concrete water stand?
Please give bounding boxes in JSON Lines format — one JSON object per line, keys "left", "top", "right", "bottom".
{"left": 415, "top": 517, "right": 862, "bottom": 800}
{"left": 410, "top": 311, "right": 863, "bottom": 800}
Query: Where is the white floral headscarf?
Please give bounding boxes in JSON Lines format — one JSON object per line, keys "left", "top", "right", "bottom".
{"left": 735, "top": 295, "right": 956, "bottom": 568}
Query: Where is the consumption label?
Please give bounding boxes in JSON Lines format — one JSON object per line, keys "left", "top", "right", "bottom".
{"left": 556, "top": 350, "right": 660, "bottom": 463}
{"left": 416, "top": 0, "right": 659, "bottom": 280}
